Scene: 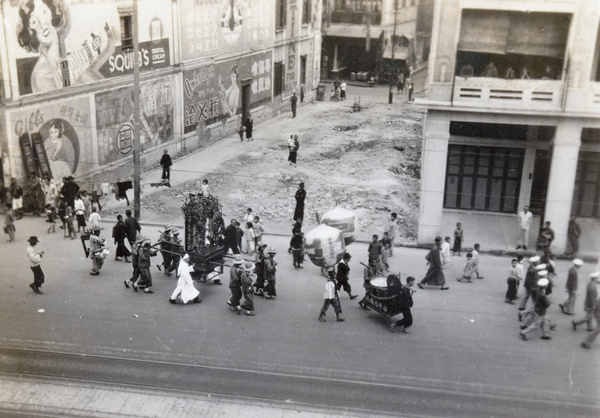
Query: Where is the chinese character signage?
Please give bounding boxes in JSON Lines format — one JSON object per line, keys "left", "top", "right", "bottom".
{"left": 8, "top": 97, "right": 93, "bottom": 179}
{"left": 95, "top": 77, "right": 174, "bottom": 164}
{"left": 183, "top": 51, "right": 272, "bottom": 134}
{"left": 181, "top": 0, "right": 274, "bottom": 61}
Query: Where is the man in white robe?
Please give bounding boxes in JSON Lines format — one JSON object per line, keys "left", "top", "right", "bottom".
{"left": 169, "top": 254, "right": 201, "bottom": 304}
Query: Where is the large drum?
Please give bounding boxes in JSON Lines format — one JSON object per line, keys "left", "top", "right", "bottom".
{"left": 304, "top": 224, "right": 346, "bottom": 268}
{"left": 320, "top": 207, "right": 360, "bottom": 246}
{"left": 369, "top": 277, "right": 389, "bottom": 298}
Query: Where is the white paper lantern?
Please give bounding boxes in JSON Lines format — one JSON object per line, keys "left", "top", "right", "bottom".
{"left": 321, "top": 206, "right": 359, "bottom": 246}
{"left": 304, "top": 224, "right": 346, "bottom": 268}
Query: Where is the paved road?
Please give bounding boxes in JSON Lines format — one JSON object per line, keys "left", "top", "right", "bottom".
{"left": 1, "top": 217, "right": 599, "bottom": 416}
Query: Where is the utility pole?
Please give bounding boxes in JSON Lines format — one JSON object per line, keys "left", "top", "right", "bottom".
{"left": 389, "top": 0, "right": 398, "bottom": 104}
{"left": 132, "top": 0, "right": 141, "bottom": 219}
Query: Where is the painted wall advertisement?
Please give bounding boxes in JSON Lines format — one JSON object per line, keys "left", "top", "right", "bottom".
{"left": 183, "top": 51, "right": 273, "bottom": 134}
{"left": 181, "top": 0, "right": 274, "bottom": 61}
{"left": 95, "top": 77, "right": 174, "bottom": 165}
{"left": 3, "top": 0, "right": 170, "bottom": 96}
{"left": 9, "top": 97, "right": 93, "bottom": 180}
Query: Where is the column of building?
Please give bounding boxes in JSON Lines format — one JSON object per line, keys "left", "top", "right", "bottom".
{"left": 543, "top": 120, "right": 582, "bottom": 254}
{"left": 417, "top": 114, "right": 450, "bottom": 244}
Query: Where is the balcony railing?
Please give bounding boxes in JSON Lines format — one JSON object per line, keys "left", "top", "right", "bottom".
{"left": 452, "top": 77, "right": 563, "bottom": 110}
{"left": 330, "top": 11, "right": 382, "bottom": 25}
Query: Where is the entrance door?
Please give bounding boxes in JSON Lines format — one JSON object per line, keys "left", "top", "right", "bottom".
{"left": 530, "top": 149, "right": 552, "bottom": 217}
{"left": 241, "top": 82, "right": 251, "bottom": 125}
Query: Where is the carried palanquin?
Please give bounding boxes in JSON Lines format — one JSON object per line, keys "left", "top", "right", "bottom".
{"left": 182, "top": 192, "right": 225, "bottom": 282}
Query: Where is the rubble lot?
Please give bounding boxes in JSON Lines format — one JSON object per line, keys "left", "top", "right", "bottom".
{"left": 103, "top": 98, "right": 424, "bottom": 243}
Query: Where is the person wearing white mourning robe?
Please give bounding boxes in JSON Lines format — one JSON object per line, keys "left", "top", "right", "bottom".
{"left": 169, "top": 254, "right": 201, "bottom": 305}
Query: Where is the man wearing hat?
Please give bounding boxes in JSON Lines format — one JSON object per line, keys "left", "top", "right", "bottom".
{"left": 169, "top": 253, "right": 201, "bottom": 305}
{"left": 560, "top": 259, "right": 583, "bottom": 315}
{"left": 27, "top": 236, "right": 45, "bottom": 294}
{"left": 264, "top": 247, "right": 278, "bottom": 299}
{"left": 135, "top": 238, "right": 157, "bottom": 294}
{"left": 241, "top": 261, "right": 256, "bottom": 315}
{"left": 228, "top": 254, "right": 244, "bottom": 313}
{"left": 572, "top": 272, "right": 599, "bottom": 332}
{"left": 581, "top": 272, "right": 600, "bottom": 349}
{"left": 124, "top": 235, "right": 145, "bottom": 290}
{"left": 520, "top": 277, "right": 552, "bottom": 340}
{"left": 89, "top": 230, "right": 107, "bottom": 276}
{"left": 520, "top": 268, "right": 549, "bottom": 327}
{"left": 253, "top": 243, "right": 268, "bottom": 296}
{"left": 519, "top": 255, "right": 540, "bottom": 311}
{"left": 166, "top": 227, "right": 183, "bottom": 277}
{"left": 156, "top": 226, "right": 173, "bottom": 276}
{"left": 336, "top": 252, "right": 358, "bottom": 299}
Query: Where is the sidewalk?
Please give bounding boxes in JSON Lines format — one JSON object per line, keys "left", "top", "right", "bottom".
{"left": 97, "top": 83, "right": 599, "bottom": 264}
{"left": 0, "top": 375, "right": 382, "bottom": 418}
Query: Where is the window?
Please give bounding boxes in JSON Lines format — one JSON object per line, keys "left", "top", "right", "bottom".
{"left": 302, "top": 0, "right": 311, "bottom": 24}
{"left": 120, "top": 14, "right": 133, "bottom": 50}
{"left": 276, "top": 0, "right": 287, "bottom": 29}
{"left": 274, "top": 62, "right": 284, "bottom": 95}
{"left": 300, "top": 56, "right": 307, "bottom": 84}
{"left": 572, "top": 151, "right": 600, "bottom": 218}
{"left": 444, "top": 145, "right": 524, "bottom": 213}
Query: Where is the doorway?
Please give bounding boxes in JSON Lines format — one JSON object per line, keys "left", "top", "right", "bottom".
{"left": 530, "top": 149, "right": 552, "bottom": 221}
{"left": 241, "top": 81, "right": 251, "bottom": 125}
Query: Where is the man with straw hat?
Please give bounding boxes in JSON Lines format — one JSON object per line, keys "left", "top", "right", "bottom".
{"left": 227, "top": 254, "right": 244, "bottom": 314}
{"left": 169, "top": 253, "right": 201, "bottom": 305}
{"left": 27, "top": 236, "right": 45, "bottom": 294}
{"left": 264, "top": 247, "right": 278, "bottom": 299}
{"left": 519, "top": 255, "right": 540, "bottom": 311}
{"left": 241, "top": 261, "right": 256, "bottom": 316}
{"left": 519, "top": 277, "right": 552, "bottom": 341}
{"left": 559, "top": 259, "right": 583, "bottom": 315}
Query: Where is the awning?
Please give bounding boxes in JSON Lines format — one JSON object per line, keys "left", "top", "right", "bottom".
{"left": 324, "top": 26, "right": 384, "bottom": 40}
{"left": 383, "top": 45, "right": 409, "bottom": 60}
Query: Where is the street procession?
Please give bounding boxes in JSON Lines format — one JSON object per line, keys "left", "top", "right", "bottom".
{"left": 15, "top": 170, "right": 600, "bottom": 352}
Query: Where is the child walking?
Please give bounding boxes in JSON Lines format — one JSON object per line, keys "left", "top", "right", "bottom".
{"left": 505, "top": 258, "right": 519, "bottom": 304}
{"left": 4, "top": 206, "right": 16, "bottom": 242}
{"left": 453, "top": 222, "right": 463, "bottom": 256}
{"left": 244, "top": 222, "right": 256, "bottom": 255}
{"left": 45, "top": 204, "right": 58, "bottom": 233}
{"left": 457, "top": 253, "right": 476, "bottom": 282}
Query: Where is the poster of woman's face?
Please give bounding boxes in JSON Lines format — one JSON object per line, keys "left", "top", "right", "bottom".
{"left": 40, "top": 118, "right": 79, "bottom": 180}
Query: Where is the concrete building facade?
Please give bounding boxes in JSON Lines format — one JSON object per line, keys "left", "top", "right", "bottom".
{"left": 320, "top": 0, "right": 432, "bottom": 80}
{"left": 0, "top": 0, "right": 321, "bottom": 189}
{"left": 417, "top": 0, "right": 600, "bottom": 255}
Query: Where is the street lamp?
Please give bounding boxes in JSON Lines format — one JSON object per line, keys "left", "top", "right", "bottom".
{"left": 388, "top": 0, "right": 398, "bottom": 104}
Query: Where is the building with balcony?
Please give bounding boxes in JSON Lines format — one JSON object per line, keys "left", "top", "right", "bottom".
{"left": 321, "top": 0, "right": 432, "bottom": 80}
{"left": 0, "top": 0, "right": 321, "bottom": 195}
{"left": 417, "top": 0, "right": 600, "bottom": 255}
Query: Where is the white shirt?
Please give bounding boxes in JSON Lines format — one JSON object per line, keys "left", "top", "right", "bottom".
{"left": 441, "top": 242, "right": 451, "bottom": 264}
{"left": 88, "top": 212, "right": 102, "bottom": 230}
{"left": 201, "top": 184, "right": 209, "bottom": 195}
{"left": 27, "top": 245, "right": 42, "bottom": 267}
{"left": 74, "top": 198, "right": 85, "bottom": 215}
{"left": 518, "top": 210, "right": 532, "bottom": 229}
{"left": 323, "top": 280, "right": 337, "bottom": 300}
{"left": 340, "top": 82, "right": 346, "bottom": 90}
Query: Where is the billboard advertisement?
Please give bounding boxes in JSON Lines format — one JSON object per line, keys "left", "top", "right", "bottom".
{"left": 180, "top": 0, "right": 274, "bottom": 61}
{"left": 3, "top": 0, "right": 171, "bottom": 96}
{"left": 8, "top": 97, "right": 93, "bottom": 179}
{"left": 95, "top": 76, "right": 174, "bottom": 165}
{"left": 183, "top": 51, "right": 273, "bottom": 134}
